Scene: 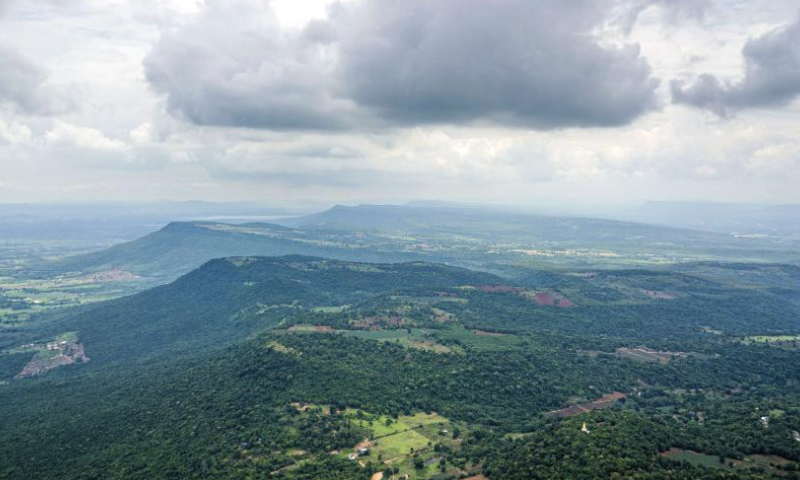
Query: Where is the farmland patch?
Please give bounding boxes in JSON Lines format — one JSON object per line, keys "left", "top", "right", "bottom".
{"left": 616, "top": 347, "right": 715, "bottom": 364}
{"left": 545, "top": 392, "right": 627, "bottom": 418}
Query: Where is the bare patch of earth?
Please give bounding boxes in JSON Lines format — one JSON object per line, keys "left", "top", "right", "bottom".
{"left": 16, "top": 339, "right": 89, "bottom": 379}
{"left": 545, "top": 392, "right": 627, "bottom": 418}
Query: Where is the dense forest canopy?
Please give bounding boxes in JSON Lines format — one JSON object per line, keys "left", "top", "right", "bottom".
{"left": 2, "top": 255, "right": 800, "bottom": 479}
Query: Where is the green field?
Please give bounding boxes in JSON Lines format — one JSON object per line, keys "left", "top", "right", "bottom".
{"left": 339, "top": 329, "right": 459, "bottom": 353}
{"left": 662, "top": 449, "right": 734, "bottom": 469}
{"left": 743, "top": 335, "right": 800, "bottom": 344}
{"left": 662, "top": 449, "right": 793, "bottom": 475}
{"left": 434, "top": 325, "right": 527, "bottom": 351}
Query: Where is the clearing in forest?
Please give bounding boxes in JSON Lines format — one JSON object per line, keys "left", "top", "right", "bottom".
{"left": 616, "top": 347, "right": 713, "bottom": 364}
{"left": 343, "top": 410, "right": 465, "bottom": 479}
{"left": 545, "top": 392, "right": 627, "bottom": 418}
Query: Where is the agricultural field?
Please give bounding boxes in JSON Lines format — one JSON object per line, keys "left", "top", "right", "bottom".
{"left": 433, "top": 325, "right": 529, "bottom": 352}
{"left": 342, "top": 410, "right": 469, "bottom": 480}
{"left": 0, "top": 270, "right": 146, "bottom": 327}
{"left": 661, "top": 448, "right": 798, "bottom": 476}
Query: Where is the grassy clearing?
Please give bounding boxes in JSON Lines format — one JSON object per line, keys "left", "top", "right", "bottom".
{"left": 661, "top": 448, "right": 793, "bottom": 474}
{"left": 743, "top": 335, "right": 800, "bottom": 344}
{"left": 347, "top": 411, "right": 445, "bottom": 438}
{"left": 435, "top": 325, "right": 526, "bottom": 352}
{"left": 287, "top": 324, "right": 335, "bottom": 333}
{"left": 342, "top": 329, "right": 460, "bottom": 354}
{"left": 265, "top": 340, "right": 300, "bottom": 355}
{"left": 311, "top": 305, "right": 351, "bottom": 313}
{"left": 662, "top": 449, "right": 733, "bottom": 469}
{"left": 342, "top": 410, "right": 464, "bottom": 480}
{"left": 342, "top": 330, "right": 410, "bottom": 341}
{"left": 373, "top": 429, "right": 429, "bottom": 459}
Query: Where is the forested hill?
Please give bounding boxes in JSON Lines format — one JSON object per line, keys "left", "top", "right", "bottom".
{"left": 7, "top": 256, "right": 498, "bottom": 369}
{"left": 3, "top": 255, "right": 800, "bottom": 479}
{"left": 46, "top": 222, "right": 423, "bottom": 280}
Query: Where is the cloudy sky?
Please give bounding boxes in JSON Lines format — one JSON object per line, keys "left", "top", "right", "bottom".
{"left": 1, "top": 0, "right": 799, "bottom": 207}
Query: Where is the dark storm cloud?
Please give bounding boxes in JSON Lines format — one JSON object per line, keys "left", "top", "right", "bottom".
{"left": 672, "top": 13, "right": 800, "bottom": 115}
{"left": 143, "top": 0, "right": 660, "bottom": 131}
{"left": 0, "top": 44, "right": 72, "bottom": 115}
{"left": 332, "top": 0, "right": 659, "bottom": 129}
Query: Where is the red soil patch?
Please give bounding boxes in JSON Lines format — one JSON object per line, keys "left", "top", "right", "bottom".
{"left": 526, "top": 291, "right": 575, "bottom": 308}
{"left": 534, "top": 292, "right": 556, "bottom": 305}
{"left": 545, "top": 392, "right": 627, "bottom": 418}
{"left": 478, "top": 285, "right": 576, "bottom": 308}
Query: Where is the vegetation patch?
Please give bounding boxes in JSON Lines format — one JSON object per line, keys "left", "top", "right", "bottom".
{"left": 266, "top": 340, "right": 301, "bottom": 355}
{"left": 472, "top": 329, "right": 510, "bottom": 336}
{"left": 288, "top": 324, "right": 335, "bottom": 333}
{"left": 545, "top": 392, "right": 627, "bottom": 418}
{"left": 435, "top": 326, "right": 525, "bottom": 352}
{"left": 660, "top": 449, "right": 797, "bottom": 474}
{"left": 661, "top": 448, "right": 734, "bottom": 469}
{"left": 742, "top": 335, "right": 800, "bottom": 347}
{"left": 341, "top": 329, "right": 458, "bottom": 354}
{"left": 616, "top": 346, "right": 714, "bottom": 364}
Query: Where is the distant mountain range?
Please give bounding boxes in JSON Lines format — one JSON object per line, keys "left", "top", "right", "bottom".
{"left": 616, "top": 201, "right": 800, "bottom": 239}
{"left": 42, "top": 204, "right": 800, "bottom": 285}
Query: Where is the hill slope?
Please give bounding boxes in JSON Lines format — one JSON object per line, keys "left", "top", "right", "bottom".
{"left": 3, "top": 256, "right": 800, "bottom": 480}
{"left": 47, "top": 221, "right": 421, "bottom": 280}
{"left": 13, "top": 256, "right": 497, "bottom": 369}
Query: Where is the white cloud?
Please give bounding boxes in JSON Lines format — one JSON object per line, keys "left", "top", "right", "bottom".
{"left": 0, "top": 116, "right": 32, "bottom": 145}
{"left": 45, "top": 121, "right": 127, "bottom": 151}
{"left": 129, "top": 122, "right": 153, "bottom": 146}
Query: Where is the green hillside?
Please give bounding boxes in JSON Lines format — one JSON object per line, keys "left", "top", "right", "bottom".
{"left": 3, "top": 256, "right": 800, "bottom": 479}
{"left": 8, "top": 256, "right": 495, "bottom": 367}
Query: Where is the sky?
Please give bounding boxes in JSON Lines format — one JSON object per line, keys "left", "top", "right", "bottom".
{"left": 0, "top": 0, "right": 799, "bottom": 207}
